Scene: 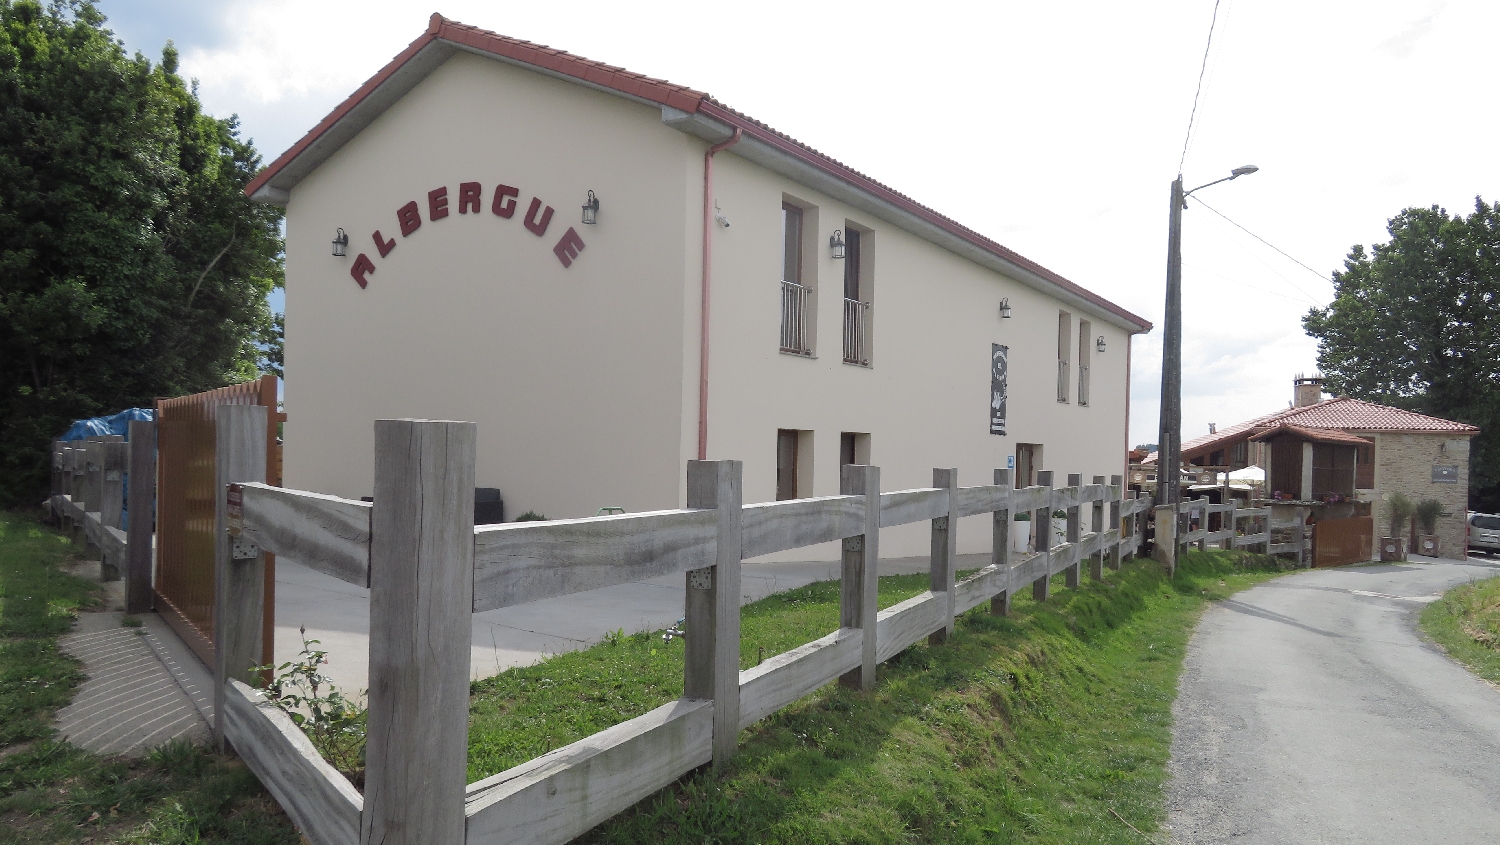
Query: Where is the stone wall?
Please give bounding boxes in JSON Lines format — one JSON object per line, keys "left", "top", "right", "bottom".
{"left": 1366, "top": 432, "right": 1471, "bottom": 559}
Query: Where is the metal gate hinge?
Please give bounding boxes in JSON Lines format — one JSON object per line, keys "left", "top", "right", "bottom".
{"left": 231, "top": 536, "right": 259, "bottom": 560}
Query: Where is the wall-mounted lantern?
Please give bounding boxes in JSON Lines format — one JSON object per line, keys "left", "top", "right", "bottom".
{"left": 829, "top": 229, "right": 846, "bottom": 260}
{"left": 581, "top": 190, "right": 600, "bottom": 225}
{"left": 1096, "top": 335, "right": 1107, "bottom": 353}
{"left": 999, "top": 297, "right": 1012, "bottom": 319}
{"left": 331, "top": 228, "right": 349, "bottom": 257}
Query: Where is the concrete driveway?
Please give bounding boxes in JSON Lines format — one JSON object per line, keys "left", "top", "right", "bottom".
{"left": 1168, "top": 556, "right": 1500, "bottom": 844}
{"left": 273, "top": 552, "right": 964, "bottom": 696}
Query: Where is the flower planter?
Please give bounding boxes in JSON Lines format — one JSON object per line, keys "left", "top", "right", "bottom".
{"left": 1417, "top": 535, "right": 1441, "bottom": 557}
{"left": 1379, "top": 537, "right": 1406, "bottom": 562}
{"left": 1011, "top": 518, "right": 1032, "bottom": 553}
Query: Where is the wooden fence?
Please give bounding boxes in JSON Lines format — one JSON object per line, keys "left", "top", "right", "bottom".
{"left": 1152, "top": 497, "right": 1317, "bottom": 571}
{"left": 49, "top": 422, "right": 159, "bottom": 615}
{"left": 216, "top": 418, "right": 1158, "bottom": 845}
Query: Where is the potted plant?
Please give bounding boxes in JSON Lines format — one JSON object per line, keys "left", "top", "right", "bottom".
{"left": 1012, "top": 511, "right": 1032, "bottom": 554}
{"left": 1381, "top": 493, "right": 1414, "bottom": 562}
{"left": 1415, "top": 498, "right": 1443, "bottom": 556}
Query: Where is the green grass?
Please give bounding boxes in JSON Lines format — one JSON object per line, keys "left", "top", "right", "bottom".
{"left": 1420, "top": 570, "right": 1500, "bottom": 685}
{"left": 0, "top": 511, "right": 300, "bottom": 845}
{"left": 468, "top": 550, "right": 1293, "bottom": 844}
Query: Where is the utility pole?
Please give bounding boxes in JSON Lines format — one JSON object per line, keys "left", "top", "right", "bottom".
{"left": 1156, "top": 177, "right": 1185, "bottom": 512}
{"left": 1154, "top": 165, "right": 1257, "bottom": 514}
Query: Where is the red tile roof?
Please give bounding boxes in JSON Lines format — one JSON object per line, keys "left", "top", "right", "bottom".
{"left": 1147, "top": 396, "right": 1477, "bottom": 464}
{"left": 1248, "top": 424, "right": 1374, "bottom": 446}
{"left": 244, "top": 14, "right": 1151, "bottom": 332}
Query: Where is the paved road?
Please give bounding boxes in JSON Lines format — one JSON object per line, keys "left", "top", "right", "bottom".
{"left": 1169, "top": 557, "right": 1500, "bottom": 844}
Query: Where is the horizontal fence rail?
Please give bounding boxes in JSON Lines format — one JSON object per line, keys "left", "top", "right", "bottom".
{"left": 227, "top": 436, "right": 1171, "bottom": 845}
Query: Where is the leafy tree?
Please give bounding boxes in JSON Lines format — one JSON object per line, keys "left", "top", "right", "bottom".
{"left": 1304, "top": 198, "right": 1500, "bottom": 510}
{"left": 0, "top": 0, "right": 283, "bottom": 505}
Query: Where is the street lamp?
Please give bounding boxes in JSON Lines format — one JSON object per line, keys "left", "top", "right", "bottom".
{"left": 1155, "top": 165, "right": 1257, "bottom": 515}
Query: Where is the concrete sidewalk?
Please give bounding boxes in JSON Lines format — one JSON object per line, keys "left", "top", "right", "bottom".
{"left": 274, "top": 552, "right": 990, "bottom": 696}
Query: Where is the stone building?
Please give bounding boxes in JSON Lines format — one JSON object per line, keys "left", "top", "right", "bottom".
{"left": 1168, "top": 376, "right": 1478, "bottom": 559}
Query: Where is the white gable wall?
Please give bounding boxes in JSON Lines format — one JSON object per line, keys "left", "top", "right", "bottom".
{"left": 283, "top": 52, "right": 698, "bottom": 517}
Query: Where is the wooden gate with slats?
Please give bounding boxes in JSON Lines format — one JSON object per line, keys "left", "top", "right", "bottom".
{"left": 155, "top": 375, "right": 282, "bottom": 667}
{"left": 1312, "top": 515, "right": 1373, "bottom": 568}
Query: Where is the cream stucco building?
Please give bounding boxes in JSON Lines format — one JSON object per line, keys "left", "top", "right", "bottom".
{"left": 249, "top": 15, "right": 1152, "bottom": 559}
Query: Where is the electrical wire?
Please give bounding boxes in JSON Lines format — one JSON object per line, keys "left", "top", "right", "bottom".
{"left": 1189, "top": 196, "right": 1331, "bottom": 284}
{"left": 1179, "top": 0, "right": 1224, "bottom": 174}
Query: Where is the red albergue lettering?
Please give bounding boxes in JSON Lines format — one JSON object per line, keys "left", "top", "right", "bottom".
{"left": 350, "top": 254, "right": 376, "bottom": 288}
{"left": 458, "top": 182, "right": 482, "bottom": 214}
{"left": 492, "top": 184, "right": 519, "bottom": 218}
{"left": 372, "top": 230, "right": 396, "bottom": 258}
{"left": 524, "top": 197, "right": 553, "bottom": 236}
{"left": 428, "top": 186, "right": 449, "bottom": 221}
{"left": 553, "top": 228, "right": 585, "bottom": 268}
{"left": 397, "top": 201, "right": 421, "bottom": 236}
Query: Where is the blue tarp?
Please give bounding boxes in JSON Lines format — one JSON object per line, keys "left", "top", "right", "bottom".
{"left": 58, "top": 408, "right": 155, "bottom": 524}
{"left": 59, "top": 408, "right": 154, "bottom": 442}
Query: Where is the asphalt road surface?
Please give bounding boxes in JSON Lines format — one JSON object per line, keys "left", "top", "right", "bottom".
{"left": 1168, "top": 557, "right": 1500, "bottom": 844}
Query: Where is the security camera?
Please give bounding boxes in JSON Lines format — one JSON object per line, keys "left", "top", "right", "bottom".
{"left": 715, "top": 214, "right": 731, "bottom": 228}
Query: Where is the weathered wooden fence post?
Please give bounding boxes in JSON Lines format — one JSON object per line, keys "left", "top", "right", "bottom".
{"left": 1154, "top": 504, "right": 1177, "bottom": 576}
{"left": 839, "top": 464, "right": 879, "bottom": 690}
{"left": 1064, "top": 473, "right": 1082, "bottom": 588}
{"left": 363, "top": 419, "right": 475, "bottom": 845}
{"left": 213, "top": 405, "right": 267, "bottom": 750}
{"left": 1295, "top": 505, "right": 1309, "bottom": 567}
{"left": 929, "top": 468, "right": 957, "bottom": 645}
{"left": 1089, "top": 475, "right": 1105, "bottom": 580}
{"left": 69, "top": 448, "right": 86, "bottom": 541}
{"left": 51, "top": 441, "right": 64, "bottom": 501}
{"left": 1108, "top": 475, "right": 1123, "bottom": 569}
{"left": 992, "top": 468, "right": 1013, "bottom": 615}
{"left": 1196, "top": 496, "right": 1209, "bottom": 551}
{"left": 126, "top": 420, "right": 157, "bottom": 615}
{"left": 1033, "top": 470, "right": 1054, "bottom": 602}
{"left": 684, "top": 459, "right": 743, "bottom": 765}
{"left": 82, "top": 438, "right": 105, "bottom": 556}
{"left": 1224, "top": 499, "right": 1237, "bottom": 551}
{"left": 98, "top": 441, "right": 127, "bottom": 581}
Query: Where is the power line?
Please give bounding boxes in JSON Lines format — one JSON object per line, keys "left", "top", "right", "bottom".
{"left": 1178, "top": 0, "right": 1224, "bottom": 174}
{"left": 1189, "top": 195, "right": 1331, "bottom": 284}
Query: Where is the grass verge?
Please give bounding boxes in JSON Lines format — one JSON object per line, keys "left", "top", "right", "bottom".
{"left": 0, "top": 511, "right": 300, "bottom": 844}
{"left": 1419, "top": 570, "right": 1500, "bottom": 685}
{"left": 468, "top": 549, "right": 1293, "bottom": 844}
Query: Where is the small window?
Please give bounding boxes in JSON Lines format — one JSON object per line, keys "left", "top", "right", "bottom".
{"left": 1077, "top": 319, "right": 1092, "bottom": 406}
{"left": 842, "top": 227, "right": 871, "bottom": 366}
{"left": 1016, "top": 443, "right": 1043, "bottom": 488}
{"left": 777, "top": 429, "right": 813, "bottom": 500}
{"left": 780, "top": 203, "right": 813, "bottom": 355}
{"left": 840, "top": 432, "right": 870, "bottom": 466}
{"left": 1057, "top": 312, "right": 1072, "bottom": 403}
{"left": 782, "top": 204, "right": 803, "bottom": 284}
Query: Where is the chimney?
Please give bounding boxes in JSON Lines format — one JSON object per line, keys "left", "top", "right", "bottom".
{"left": 1293, "top": 372, "right": 1325, "bottom": 408}
{"left": 1208, "top": 423, "right": 1217, "bottom": 434}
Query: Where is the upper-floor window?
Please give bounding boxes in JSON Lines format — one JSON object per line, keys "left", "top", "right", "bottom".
{"left": 1077, "top": 319, "right": 1092, "bottom": 406}
{"left": 1056, "top": 311, "right": 1072, "bottom": 403}
{"left": 780, "top": 202, "right": 813, "bottom": 356}
{"left": 842, "top": 226, "right": 871, "bottom": 366}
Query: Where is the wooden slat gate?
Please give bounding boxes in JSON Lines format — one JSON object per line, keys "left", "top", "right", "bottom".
{"left": 156, "top": 375, "right": 282, "bottom": 667}
{"left": 1312, "top": 515, "right": 1372, "bottom": 568}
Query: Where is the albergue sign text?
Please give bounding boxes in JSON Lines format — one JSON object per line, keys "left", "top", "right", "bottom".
{"left": 349, "top": 182, "right": 587, "bottom": 288}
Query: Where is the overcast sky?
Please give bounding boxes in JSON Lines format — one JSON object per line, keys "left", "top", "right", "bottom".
{"left": 100, "top": 0, "right": 1500, "bottom": 447}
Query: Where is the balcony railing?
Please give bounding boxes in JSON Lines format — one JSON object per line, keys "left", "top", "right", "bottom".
{"left": 780, "top": 280, "right": 812, "bottom": 355}
{"left": 843, "top": 298, "right": 870, "bottom": 365}
{"left": 1057, "top": 359, "right": 1070, "bottom": 403}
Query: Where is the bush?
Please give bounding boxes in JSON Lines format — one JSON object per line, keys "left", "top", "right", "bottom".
{"left": 1387, "top": 492, "right": 1415, "bottom": 537}
{"left": 1415, "top": 498, "right": 1444, "bottom": 534}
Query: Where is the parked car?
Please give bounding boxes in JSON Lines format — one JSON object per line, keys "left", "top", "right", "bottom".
{"left": 1467, "top": 512, "right": 1500, "bottom": 555}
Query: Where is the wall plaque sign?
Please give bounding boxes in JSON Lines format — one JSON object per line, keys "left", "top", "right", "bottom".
{"left": 1432, "top": 464, "right": 1458, "bottom": 483}
{"left": 990, "top": 344, "right": 1008, "bottom": 435}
